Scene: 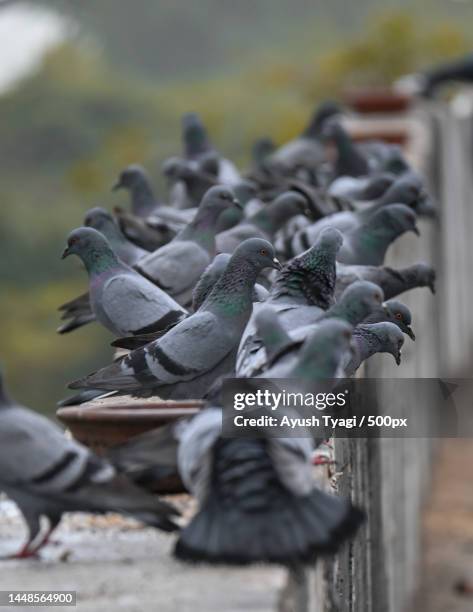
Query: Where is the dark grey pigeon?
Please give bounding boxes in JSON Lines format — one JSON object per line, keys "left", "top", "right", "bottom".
{"left": 84, "top": 207, "right": 147, "bottom": 266}
{"left": 61, "top": 227, "right": 187, "bottom": 337}
{"left": 216, "top": 191, "right": 308, "bottom": 254}
{"left": 174, "top": 406, "right": 364, "bottom": 565}
{"left": 68, "top": 238, "right": 281, "bottom": 394}
{"left": 163, "top": 156, "right": 219, "bottom": 209}
{"left": 181, "top": 112, "right": 240, "bottom": 185}
{"left": 337, "top": 204, "right": 419, "bottom": 265}
{"left": 0, "top": 370, "right": 179, "bottom": 559}
{"left": 135, "top": 186, "right": 242, "bottom": 306}
{"left": 363, "top": 299, "right": 415, "bottom": 340}
{"left": 343, "top": 322, "right": 405, "bottom": 376}
{"left": 334, "top": 262, "right": 436, "bottom": 301}
{"left": 322, "top": 121, "right": 370, "bottom": 179}
{"left": 271, "top": 101, "right": 341, "bottom": 170}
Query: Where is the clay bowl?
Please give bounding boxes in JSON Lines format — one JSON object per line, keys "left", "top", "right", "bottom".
{"left": 57, "top": 396, "right": 204, "bottom": 493}
{"left": 343, "top": 87, "right": 412, "bottom": 114}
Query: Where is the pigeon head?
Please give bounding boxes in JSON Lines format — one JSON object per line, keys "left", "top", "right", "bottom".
{"left": 273, "top": 191, "right": 309, "bottom": 217}
{"left": 333, "top": 281, "right": 384, "bottom": 326}
{"left": 320, "top": 120, "right": 348, "bottom": 146}
{"left": 373, "top": 203, "right": 420, "bottom": 237}
{"left": 381, "top": 174, "right": 427, "bottom": 211}
{"left": 162, "top": 157, "right": 193, "bottom": 182}
{"left": 112, "top": 164, "right": 149, "bottom": 192}
{"left": 252, "top": 191, "right": 309, "bottom": 235}
{"left": 293, "top": 319, "right": 353, "bottom": 379}
{"left": 62, "top": 227, "right": 118, "bottom": 273}
{"left": 199, "top": 186, "right": 242, "bottom": 213}
{"left": 383, "top": 300, "right": 415, "bottom": 340}
{"left": 304, "top": 100, "right": 342, "bottom": 138}
{"left": 252, "top": 137, "right": 276, "bottom": 164}
{"left": 233, "top": 238, "right": 281, "bottom": 272}
{"left": 317, "top": 227, "right": 344, "bottom": 254}
{"left": 254, "top": 307, "right": 292, "bottom": 362}
{"left": 182, "top": 112, "right": 211, "bottom": 157}
{"left": 233, "top": 180, "right": 258, "bottom": 206}
{"left": 84, "top": 207, "right": 116, "bottom": 233}
{"left": 366, "top": 322, "right": 405, "bottom": 366}
{"left": 361, "top": 173, "right": 395, "bottom": 200}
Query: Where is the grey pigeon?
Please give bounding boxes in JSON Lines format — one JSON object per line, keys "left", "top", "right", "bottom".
{"left": 328, "top": 173, "right": 395, "bottom": 202}
{"left": 271, "top": 101, "right": 341, "bottom": 170}
{"left": 216, "top": 191, "right": 308, "bottom": 254}
{"left": 84, "top": 207, "right": 147, "bottom": 266}
{"left": 322, "top": 121, "right": 370, "bottom": 179}
{"left": 135, "top": 186, "right": 242, "bottom": 306}
{"left": 192, "top": 253, "right": 268, "bottom": 312}
{"left": 0, "top": 370, "right": 179, "bottom": 559}
{"left": 337, "top": 204, "right": 419, "bottom": 265}
{"left": 344, "top": 322, "right": 405, "bottom": 376}
{"left": 216, "top": 180, "right": 258, "bottom": 232}
{"left": 112, "top": 164, "right": 160, "bottom": 218}
{"left": 237, "top": 281, "right": 383, "bottom": 377}
{"left": 334, "top": 262, "right": 436, "bottom": 301}
{"left": 61, "top": 227, "right": 187, "bottom": 337}
{"left": 174, "top": 406, "right": 364, "bottom": 565}
{"left": 363, "top": 299, "right": 415, "bottom": 340}
{"left": 68, "top": 238, "right": 281, "bottom": 394}
{"left": 181, "top": 112, "right": 240, "bottom": 185}
{"left": 292, "top": 174, "right": 427, "bottom": 254}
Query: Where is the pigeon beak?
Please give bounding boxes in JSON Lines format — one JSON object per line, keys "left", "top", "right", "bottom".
{"left": 233, "top": 198, "right": 243, "bottom": 209}
{"left": 111, "top": 179, "right": 123, "bottom": 192}
{"left": 272, "top": 257, "right": 282, "bottom": 270}
{"left": 395, "top": 350, "right": 402, "bottom": 366}
{"left": 61, "top": 247, "right": 71, "bottom": 259}
{"left": 406, "top": 326, "right": 416, "bottom": 341}
{"left": 382, "top": 302, "right": 390, "bottom": 314}
{"left": 411, "top": 225, "right": 420, "bottom": 236}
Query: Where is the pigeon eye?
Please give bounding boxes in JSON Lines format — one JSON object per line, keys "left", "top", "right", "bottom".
{"left": 396, "top": 313, "right": 402, "bottom": 319}
{"left": 259, "top": 249, "right": 268, "bottom": 256}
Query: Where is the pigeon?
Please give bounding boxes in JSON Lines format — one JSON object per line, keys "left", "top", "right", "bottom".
{"left": 181, "top": 112, "right": 240, "bottom": 184}
{"left": 68, "top": 238, "right": 281, "bottom": 394}
{"left": 399, "top": 53, "right": 473, "bottom": 98}
{"left": 237, "top": 281, "right": 383, "bottom": 377}
{"left": 343, "top": 322, "right": 405, "bottom": 376}
{"left": 216, "top": 180, "right": 258, "bottom": 232}
{"left": 61, "top": 227, "right": 187, "bottom": 337}
{"left": 112, "top": 208, "right": 177, "bottom": 252}
{"left": 334, "top": 262, "right": 436, "bottom": 301}
{"left": 135, "top": 186, "right": 242, "bottom": 306}
{"left": 112, "top": 164, "right": 160, "bottom": 218}
{"left": 322, "top": 121, "right": 370, "bottom": 179}
{"left": 271, "top": 101, "right": 341, "bottom": 170}
{"left": 336, "top": 204, "right": 419, "bottom": 266}
{"left": 192, "top": 253, "right": 268, "bottom": 312}
{"left": 174, "top": 406, "right": 364, "bottom": 565}
{"left": 363, "top": 299, "right": 415, "bottom": 340}
{"left": 83, "top": 206, "right": 147, "bottom": 266}
{"left": 163, "top": 156, "right": 219, "bottom": 209}
{"left": 328, "top": 173, "right": 395, "bottom": 202}
{"left": 0, "top": 369, "right": 179, "bottom": 559}
{"left": 292, "top": 174, "right": 428, "bottom": 254}
{"left": 216, "top": 191, "right": 308, "bottom": 254}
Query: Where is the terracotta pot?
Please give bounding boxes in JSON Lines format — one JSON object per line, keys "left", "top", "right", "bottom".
{"left": 57, "top": 398, "right": 203, "bottom": 493}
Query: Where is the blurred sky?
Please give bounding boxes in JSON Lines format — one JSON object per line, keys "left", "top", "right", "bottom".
{"left": 0, "top": 4, "right": 65, "bottom": 92}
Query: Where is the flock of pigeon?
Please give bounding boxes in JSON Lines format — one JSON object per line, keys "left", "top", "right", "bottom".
{"left": 0, "top": 102, "right": 436, "bottom": 567}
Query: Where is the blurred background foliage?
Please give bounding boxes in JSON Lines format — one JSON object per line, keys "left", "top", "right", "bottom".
{"left": 0, "top": 1, "right": 470, "bottom": 413}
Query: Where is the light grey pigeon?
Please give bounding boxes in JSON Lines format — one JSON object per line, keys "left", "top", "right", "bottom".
{"left": 237, "top": 281, "right": 383, "bottom": 377}
{"left": 61, "top": 227, "right": 187, "bottom": 337}
{"left": 0, "top": 369, "right": 179, "bottom": 559}
{"left": 68, "top": 238, "right": 281, "bottom": 394}
{"left": 363, "top": 299, "right": 415, "bottom": 340}
{"left": 343, "top": 322, "right": 405, "bottom": 376}
{"left": 216, "top": 191, "right": 308, "bottom": 254}
{"left": 291, "top": 174, "right": 427, "bottom": 254}
{"left": 174, "top": 406, "right": 364, "bottom": 565}
{"left": 334, "top": 261, "right": 436, "bottom": 301}
{"left": 135, "top": 186, "right": 242, "bottom": 306}
{"left": 336, "top": 204, "right": 419, "bottom": 265}
{"left": 270, "top": 101, "right": 341, "bottom": 170}
{"left": 84, "top": 206, "right": 147, "bottom": 265}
